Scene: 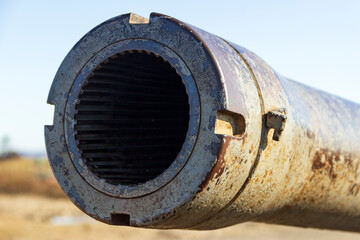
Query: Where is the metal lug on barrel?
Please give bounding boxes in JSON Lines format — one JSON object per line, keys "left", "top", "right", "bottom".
{"left": 266, "top": 108, "right": 287, "bottom": 141}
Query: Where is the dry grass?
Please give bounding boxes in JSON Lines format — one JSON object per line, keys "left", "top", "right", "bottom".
{"left": 0, "top": 193, "right": 359, "bottom": 240}
{"left": 0, "top": 158, "right": 359, "bottom": 240}
{"left": 0, "top": 157, "right": 65, "bottom": 198}
{"left": 1, "top": 194, "right": 360, "bottom": 240}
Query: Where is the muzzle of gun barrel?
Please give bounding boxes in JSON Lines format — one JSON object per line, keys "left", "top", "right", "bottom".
{"left": 45, "top": 13, "right": 360, "bottom": 231}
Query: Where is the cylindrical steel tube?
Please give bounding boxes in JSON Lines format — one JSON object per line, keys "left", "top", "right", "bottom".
{"left": 45, "top": 13, "right": 360, "bottom": 231}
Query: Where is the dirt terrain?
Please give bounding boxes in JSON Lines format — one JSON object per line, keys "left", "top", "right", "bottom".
{"left": 0, "top": 158, "right": 359, "bottom": 240}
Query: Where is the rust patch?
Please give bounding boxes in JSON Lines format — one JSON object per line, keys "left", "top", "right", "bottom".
{"left": 344, "top": 154, "right": 354, "bottom": 168}
{"left": 349, "top": 184, "right": 360, "bottom": 196}
{"left": 306, "top": 129, "right": 315, "bottom": 139}
{"left": 208, "top": 136, "right": 231, "bottom": 182}
{"left": 333, "top": 151, "right": 341, "bottom": 162}
{"left": 311, "top": 149, "right": 337, "bottom": 180}
{"left": 198, "top": 136, "right": 235, "bottom": 190}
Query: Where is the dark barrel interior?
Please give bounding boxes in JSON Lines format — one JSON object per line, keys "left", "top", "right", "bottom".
{"left": 74, "top": 51, "right": 190, "bottom": 185}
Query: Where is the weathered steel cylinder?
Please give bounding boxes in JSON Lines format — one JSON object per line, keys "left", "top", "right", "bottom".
{"left": 45, "top": 13, "right": 360, "bottom": 231}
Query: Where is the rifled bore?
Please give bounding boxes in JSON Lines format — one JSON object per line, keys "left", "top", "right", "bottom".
{"left": 74, "top": 51, "right": 190, "bottom": 185}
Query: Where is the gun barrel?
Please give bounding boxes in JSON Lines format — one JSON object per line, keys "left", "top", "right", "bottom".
{"left": 45, "top": 13, "right": 360, "bottom": 231}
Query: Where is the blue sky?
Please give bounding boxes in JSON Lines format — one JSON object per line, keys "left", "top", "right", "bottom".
{"left": 0, "top": 0, "right": 359, "bottom": 153}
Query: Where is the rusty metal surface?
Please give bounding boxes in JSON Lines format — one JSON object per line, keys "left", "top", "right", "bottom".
{"left": 45, "top": 12, "right": 360, "bottom": 231}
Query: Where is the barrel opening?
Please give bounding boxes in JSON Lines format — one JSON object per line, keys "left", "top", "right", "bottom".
{"left": 74, "top": 50, "right": 190, "bottom": 186}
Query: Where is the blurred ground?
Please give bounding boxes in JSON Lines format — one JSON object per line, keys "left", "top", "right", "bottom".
{"left": 0, "top": 158, "right": 64, "bottom": 198}
{"left": 0, "top": 158, "right": 359, "bottom": 240}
